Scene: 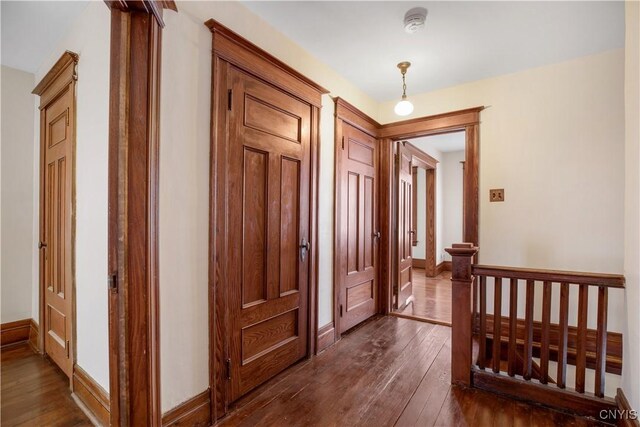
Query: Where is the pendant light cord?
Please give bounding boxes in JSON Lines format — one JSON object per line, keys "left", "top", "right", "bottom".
{"left": 402, "top": 72, "right": 407, "bottom": 98}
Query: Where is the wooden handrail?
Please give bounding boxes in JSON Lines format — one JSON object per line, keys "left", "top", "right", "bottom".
{"left": 448, "top": 243, "right": 626, "bottom": 418}
{"left": 472, "top": 265, "right": 625, "bottom": 288}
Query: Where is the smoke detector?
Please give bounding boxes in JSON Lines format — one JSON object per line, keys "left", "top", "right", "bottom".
{"left": 404, "top": 7, "right": 428, "bottom": 34}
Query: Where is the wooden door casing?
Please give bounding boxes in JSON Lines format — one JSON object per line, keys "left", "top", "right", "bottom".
{"left": 34, "top": 52, "right": 77, "bottom": 380}
{"left": 338, "top": 123, "right": 378, "bottom": 333}
{"left": 227, "top": 66, "right": 310, "bottom": 401}
{"left": 396, "top": 142, "right": 413, "bottom": 310}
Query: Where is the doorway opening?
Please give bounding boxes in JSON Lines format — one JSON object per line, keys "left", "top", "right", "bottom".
{"left": 393, "top": 131, "right": 466, "bottom": 326}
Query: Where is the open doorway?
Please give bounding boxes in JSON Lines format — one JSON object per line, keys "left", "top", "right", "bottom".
{"left": 393, "top": 131, "right": 465, "bottom": 325}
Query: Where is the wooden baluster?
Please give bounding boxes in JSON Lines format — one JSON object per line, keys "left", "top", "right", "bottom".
{"left": 595, "top": 286, "right": 608, "bottom": 398}
{"left": 445, "top": 244, "right": 479, "bottom": 387}
{"left": 557, "top": 282, "right": 569, "bottom": 389}
{"left": 492, "top": 277, "right": 502, "bottom": 373}
{"left": 575, "top": 284, "right": 588, "bottom": 393}
{"left": 539, "top": 281, "right": 552, "bottom": 384}
{"left": 523, "top": 280, "right": 534, "bottom": 380}
{"left": 478, "top": 276, "right": 487, "bottom": 370}
{"left": 507, "top": 278, "right": 518, "bottom": 377}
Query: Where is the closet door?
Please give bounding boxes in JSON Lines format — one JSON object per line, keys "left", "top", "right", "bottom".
{"left": 338, "top": 123, "right": 378, "bottom": 333}
{"left": 227, "top": 66, "right": 311, "bottom": 401}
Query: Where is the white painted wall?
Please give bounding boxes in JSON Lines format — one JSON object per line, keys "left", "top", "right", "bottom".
{"left": 1, "top": 65, "right": 35, "bottom": 323}
{"left": 441, "top": 150, "right": 464, "bottom": 262}
{"left": 159, "top": 10, "right": 211, "bottom": 412}
{"left": 623, "top": 0, "right": 640, "bottom": 411}
{"left": 34, "top": 1, "right": 110, "bottom": 391}
{"left": 317, "top": 94, "right": 335, "bottom": 329}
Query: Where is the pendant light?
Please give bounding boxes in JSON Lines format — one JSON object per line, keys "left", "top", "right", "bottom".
{"left": 394, "top": 61, "right": 414, "bottom": 116}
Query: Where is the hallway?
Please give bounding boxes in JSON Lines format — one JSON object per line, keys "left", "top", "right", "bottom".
{"left": 220, "top": 316, "right": 606, "bottom": 427}
{"left": 1, "top": 344, "right": 91, "bottom": 426}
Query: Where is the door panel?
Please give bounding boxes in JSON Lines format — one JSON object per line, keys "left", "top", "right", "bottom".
{"left": 339, "top": 124, "right": 378, "bottom": 333}
{"left": 42, "top": 87, "right": 73, "bottom": 378}
{"left": 228, "top": 67, "right": 310, "bottom": 401}
{"left": 397, "top": 143, "right": 413, "bottom": 309}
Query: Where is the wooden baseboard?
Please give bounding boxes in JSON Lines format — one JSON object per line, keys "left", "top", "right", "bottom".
{"left": 616, "top": 388, "right": 640, "bottom": 427}
{"left": 28, "top": 319, "right": 39, "bottom": 352}
{"left": 1, "top": 319, "right": 31, "bottom": 347}
{"left": 317, "top": 323, "right": 336, "bottom": 353}
{"left": 162, "top": 389, "right": 211, "bottom": 427}
{"left": 473, "top": 368, "right": 617, "bottom": 419}
{"left": 412, "top": 258, "right": 426, "bottom": 269}
{"left": 73, "top": 365, "right": 110, "bottom": 426}
{"left": 435, "top": 261, "right": 452, "bottom": 275}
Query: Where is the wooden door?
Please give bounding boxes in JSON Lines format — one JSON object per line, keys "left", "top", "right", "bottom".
{"left": 396, "top": 142, "right": 413, "bottom": 309}
{"left": 338, "top": 124, "right": 378, "bottom": 333}
{"left": 41, "top": 85, "right": 74, "bottom": 378}
{"left": 227, "top": 67, "right": 310, "bottom": 401}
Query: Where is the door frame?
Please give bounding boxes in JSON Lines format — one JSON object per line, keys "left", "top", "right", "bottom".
{"left": 332, "top": 103, "right": 483, "bottom": 331}
{"left": 106, "top": 1, "right": 175, "bottom": 424}
{"left": 379, "top": 110, "right": 483, "bottom": 315}
{"left": 33, "top": 50, "right": 79, "bottom": 380}
{"left": 205, "top": 20, "right": 327, "bottom": 422}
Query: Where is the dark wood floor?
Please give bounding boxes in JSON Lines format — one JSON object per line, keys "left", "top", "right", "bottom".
{"left": 1, "top": 343, "right": 91, "bottom": 426}
{"left": 398, "top": 269, "right": 452, "bottom": 325}
{"left": 220, "top": 316, "right": 605, "bottom": 427}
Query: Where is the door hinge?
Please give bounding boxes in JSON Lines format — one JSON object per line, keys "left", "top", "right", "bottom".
{"left": 108, "top": 273, "right": 117, "bottom": 293}
{"left": 227, "top": 89, "right": 232, "bottom": 111}
{"left": 226, "top": 358, "right": 232, "bottom": 380}
{"left": 66, "top": 340, "right": 70, "bottom": 358}
{"left": 340, "top": 304, "right": 343, "bottom": 317}
{"left": 342, "top": 136, "right": 345, "bottom": 150}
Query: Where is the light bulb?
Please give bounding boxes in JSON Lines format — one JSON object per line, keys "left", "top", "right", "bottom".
{"left": 394, "top": 99, "right": 414, "bottom": 116}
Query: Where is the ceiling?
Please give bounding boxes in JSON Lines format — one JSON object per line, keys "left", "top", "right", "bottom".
{"left": 1, "top": 1, "right": 89, "bottom": 73}
{"left": 242, "top": 1, "right": 624, "bottom": 102}
{"left": 410, "top": 131, "right": 465, "bottom": 153}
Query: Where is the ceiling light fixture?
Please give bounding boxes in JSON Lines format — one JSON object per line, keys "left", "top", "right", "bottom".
{"left": 394, "top": 61, "right": 414, "bottom": 116}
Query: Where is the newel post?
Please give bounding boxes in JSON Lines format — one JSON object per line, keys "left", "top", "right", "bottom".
{"left": 445, "top": 243, "right": 479, "bottom": 387}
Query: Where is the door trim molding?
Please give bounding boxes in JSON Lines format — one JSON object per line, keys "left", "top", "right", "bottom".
{"left": 33, "top": 51, "right": 79, "bottom": 380}
{"left": 105, "top": 1, "right": 174, "bottom": 424}
{"left": 206, "top": 20, "right": 327, "bottom": 422}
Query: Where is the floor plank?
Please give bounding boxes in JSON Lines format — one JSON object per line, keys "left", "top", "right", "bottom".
{"left": 220, "top": 316, "right": 607, "bottom": 427}
{"left": 1, "top": 343, "right": 91, "bottom": 426}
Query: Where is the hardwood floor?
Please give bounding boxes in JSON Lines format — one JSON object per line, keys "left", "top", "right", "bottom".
{"left": 220, "top": 316, "right": 606, "bottom": 427}
{"left": 398, "top": 269, "right": 452, "bottom": 325}
{"left": 1, "top": 343, "right": 91, "bottom": 426}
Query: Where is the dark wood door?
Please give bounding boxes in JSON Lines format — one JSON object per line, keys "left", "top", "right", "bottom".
{"left": 227, "top": 67, "right": 310, "bottom": 401}
{"left": 396, "top": 142, "right": 413, "bottom": 309}
{"left": 42, "top": 86, "right": 73, "bottom": 378}
{"left": 338, "top": 124, "right": 378, "bottom": 333}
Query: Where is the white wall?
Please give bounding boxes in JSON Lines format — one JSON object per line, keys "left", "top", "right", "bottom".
{"left": 623, "top": 0, "right": 640, "bottom": 411}
{"left": 34, "top": 1, "right": 110, "bottom": 391}
{"left": 441, "top": 150, "right": 464, "bottom": 262}
{"left": 159, "top": 10, "right": 211, "bottom": 412}
{"left": 1, "top": 65, "right": 35, "bottom": 323}
{"left": 317, "top": 94, "right": 335, "bottom": 328}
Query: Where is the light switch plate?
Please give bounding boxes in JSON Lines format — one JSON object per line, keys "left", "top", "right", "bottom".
{"left": 490, "top": 188, "right": 504, "bottom": 202}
